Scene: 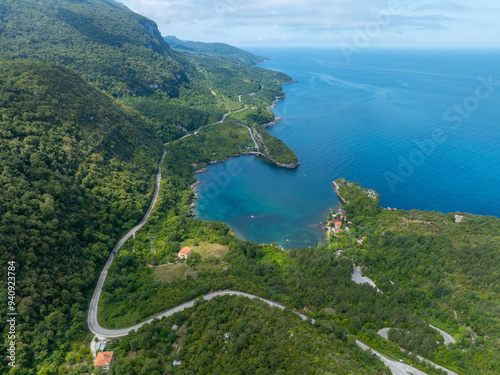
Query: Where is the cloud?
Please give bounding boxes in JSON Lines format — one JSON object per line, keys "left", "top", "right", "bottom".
{"left": 414, "top": 1, "right": 467, "bottom": 13}
{"left": 118, "top": 0, "right": 500, "bottom": 47}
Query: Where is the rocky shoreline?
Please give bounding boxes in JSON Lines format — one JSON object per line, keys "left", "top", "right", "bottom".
{"left": 267, "top": 95, "right": 286, "bottom": 111}
{"left": 264, "top": 80, "right": 297, "bottom": 123}
{"left": 332, "top": 180, "right": 350, "bottom": 204}
{"left": 262, "top": 116, "right": 284, "bottom": 128}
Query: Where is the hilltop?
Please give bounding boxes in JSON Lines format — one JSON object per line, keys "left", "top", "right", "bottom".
{"left": 164, "top": 35, "right": 268, "bottom": 65}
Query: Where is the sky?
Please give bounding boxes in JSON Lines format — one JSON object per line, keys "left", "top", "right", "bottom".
{"left": 118, "top": 0, "right": 500, "bottom": 48}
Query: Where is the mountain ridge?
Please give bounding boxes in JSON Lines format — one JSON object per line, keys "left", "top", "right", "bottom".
{"left": 164, "top": 35, "right": 268, "bottom": 65}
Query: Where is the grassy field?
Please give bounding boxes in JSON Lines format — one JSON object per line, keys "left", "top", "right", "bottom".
{"left": 153, "top": 242, "right": 230, "bottom": 282}
{"left": 185, "top": 242, "right": 229, "bottom": 260}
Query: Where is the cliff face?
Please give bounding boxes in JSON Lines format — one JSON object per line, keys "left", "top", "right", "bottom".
{"left": 0, "top": 0, "right": 187, "bottom": 96}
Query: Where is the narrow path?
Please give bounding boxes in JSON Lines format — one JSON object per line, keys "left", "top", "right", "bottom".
{"left": 171, "top": 105, "right": 249, "bottom": 144}
{"left": 193, "top": 105, "right": 248, "bottom": 135}
{"left": 235, "top": 122, "right": 259, "bottom": 149}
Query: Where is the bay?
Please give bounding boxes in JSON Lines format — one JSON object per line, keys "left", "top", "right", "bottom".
{"left": 195, "top": 47, "right": 500, "bottom": 249}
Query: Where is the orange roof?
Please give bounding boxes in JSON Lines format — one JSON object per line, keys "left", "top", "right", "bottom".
{"left": 94, "top": 351, "right": 114, "bottom": 367}
{"left": 179, "top": 247, "right": 191, "bottom": 255}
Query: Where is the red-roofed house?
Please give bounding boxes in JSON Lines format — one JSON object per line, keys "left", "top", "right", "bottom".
{"left": 178, "top": 247, "right": 192, "bottom": 259}
{"left": 94, "top": 351, "right": 114, "bottom": 373}
{"left": 332, "top": 219, "right": 342, "bottom": 229}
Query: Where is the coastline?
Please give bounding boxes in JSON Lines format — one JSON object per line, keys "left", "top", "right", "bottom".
{"left": 332, "top": 180, "right": 350, "bottom": 204}
{"left": 262, "top": 116, "right": 284, "bottom": 128}
{"left": 266, "top": 79, "right": 296, "bottom": 111}
{"left": 266, "top": 95, "right": 286, "bottom": 111}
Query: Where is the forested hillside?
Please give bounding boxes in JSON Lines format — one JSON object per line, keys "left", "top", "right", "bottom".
{"left": 106, "top": 296, "right": 390, "bottom": 374}
{"left": 328, "top": 180, "right": 500, "bottom": 373}
{"left": 0, "top": 59, "right": 163, "bottom": 373}
{"left": 0, "top": 0, "right": 226, "bottom": 143}
{"left": 0, "top": 0, "right": 293, "bottom": 144}
{"left": 3, "top": 0, "right": 498, "bottom": 374}
{"left": 0, "top": 0, "right": 183, "bottom": 97}
{"left": 0, "top": 1, "right": 300, "bottom": 374}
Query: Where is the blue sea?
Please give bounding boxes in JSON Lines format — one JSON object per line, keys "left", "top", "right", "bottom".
{"left": 194, "top": 48, "right": 500, "bottom": 249}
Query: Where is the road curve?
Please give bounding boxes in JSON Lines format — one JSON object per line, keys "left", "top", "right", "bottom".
{"left": 356, "top": 340, "right": 428, "bottom": 375}
{"left": 429, "top": 324, "right": 456, "bottom": 345}
{"left": 235, "top": 122, "right": 259, "bottom": 150}
{"left": 351, "top": 266, "right": 383, "bottom": 293}
{"left": 90, "top": 290, "right": 311, "bottom": 338}
{"left": 376, "top": 328, "right": 457, "bottom": 375}
{"left": 87, "top": 149, "right": 166, "bottom": 338}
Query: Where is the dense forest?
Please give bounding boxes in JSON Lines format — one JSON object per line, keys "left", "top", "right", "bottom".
{"left": 0, "top": 59, "right": 163, "bottom": 373}
{"left": 328, "top": 180, "right": 500, "bottom": 373}
{"left": 106, "top": 296, "right": 391, "bottom": 374}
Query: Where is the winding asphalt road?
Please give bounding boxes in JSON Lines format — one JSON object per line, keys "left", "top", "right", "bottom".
{"left": 356, "top": 340, "right": 428, "bottom": 375}
{"left": 429, "top": 324, "right": 456, "bottom": 345}
{"left": 377, "top": 328, "right": 457, "bottom": 375}
{"left": 89, "top": 290, "right": 311, "bottom": 338}
{"left": 87, "top": 149, "right": 166, "bottom": 338}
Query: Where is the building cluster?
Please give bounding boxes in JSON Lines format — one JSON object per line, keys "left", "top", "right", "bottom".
{"left": 326, "top": 208, "right": 366, "bottom": 244}
{"left": 328, "top": 208, "right": 350, "bottom": 235}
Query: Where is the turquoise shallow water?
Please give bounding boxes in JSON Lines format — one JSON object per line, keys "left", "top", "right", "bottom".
{"left": 194, "top": 48, "right": 500, "bottom": 249}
